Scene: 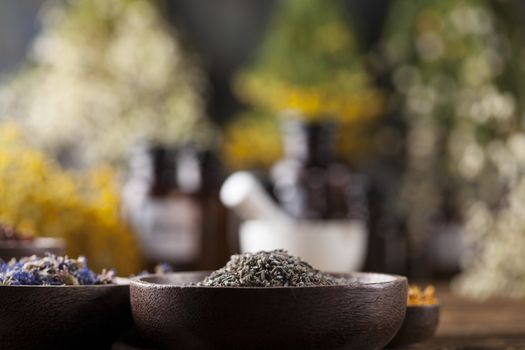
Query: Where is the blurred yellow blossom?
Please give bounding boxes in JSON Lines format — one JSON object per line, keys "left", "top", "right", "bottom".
{"left": 234, "top": 75, "right": 384, "bottom": 124}
{"left": 0, "top": 123, "right": 141, "bottom": 275}
{"left": 223, "top": 111, "right": 282, "bottom": 170}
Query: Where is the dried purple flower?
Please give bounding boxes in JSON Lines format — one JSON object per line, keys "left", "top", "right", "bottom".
{"left": 0, "top": 253, "right": 115, "bottom": 286}
{"left": 154, "top": 263, "right": 173, "bottom": 275}
{"left": 135, "top": 263, "right": 174, "bottom": 277}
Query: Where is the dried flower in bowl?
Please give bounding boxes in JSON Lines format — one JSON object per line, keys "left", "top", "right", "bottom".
{"left": 134, "top": 263, "right": 174, "bottom": 278}
{"left": 388, "top": 285, "right": 440, "bottom": 347}
{"left": 197, "top": 249, "right": 348, "bottom": 287}
{"left": 408, "top": 285, "right": 438, "bottom": 306}
{"left": 0, "top": 253, "right": 115, "bottom": 286}
{"left": 130, "top": 264, "right": 407, "bottom": 349}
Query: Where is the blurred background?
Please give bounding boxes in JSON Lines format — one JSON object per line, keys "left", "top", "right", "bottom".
{"left": 1, "top": 0, "right": 525, "bottom": 298}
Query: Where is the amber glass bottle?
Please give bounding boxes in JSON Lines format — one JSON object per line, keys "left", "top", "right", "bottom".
{"left": 123, "top": 144, "right": 229, "bottom": 271}
{"left": 271, "top": 118, "right": 367, "bottom": 221}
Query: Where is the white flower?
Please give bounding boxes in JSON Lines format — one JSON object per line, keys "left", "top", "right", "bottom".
{"left": 0, "top": 0, "right": 213, "bottom": 166}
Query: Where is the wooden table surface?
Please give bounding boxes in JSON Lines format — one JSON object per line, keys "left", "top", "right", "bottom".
{"left": 402, "top": 286, "right": 525, "bottom": 349}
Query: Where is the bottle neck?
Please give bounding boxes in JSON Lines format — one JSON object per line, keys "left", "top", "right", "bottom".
{"left": 281, "top": 119, "right": 337, "bottom": 165}
{"left": 150, "top": 145, "right": 177, "bottom": 196}
{"left": 129, "top": 144, "right": 224, "bottom": 197}
{"left": 176, "top": 148, "right": 224, "bottom": 194}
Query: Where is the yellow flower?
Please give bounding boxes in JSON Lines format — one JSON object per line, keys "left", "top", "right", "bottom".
{"left": 223, "top": 112, "right": 282, "bottom": 170}
{"left": 235, "top": 74, "right": 385, "bottom": 124}
{"left": 0, "top": 123, "right": 142, "bottom": 275}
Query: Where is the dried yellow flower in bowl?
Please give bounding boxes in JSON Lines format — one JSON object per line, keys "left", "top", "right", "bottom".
{"left": 408, "top": 285, "right": 438, "bottom": 306}
{"left": 388, "top": 285, "right": 440, "bottom": 347}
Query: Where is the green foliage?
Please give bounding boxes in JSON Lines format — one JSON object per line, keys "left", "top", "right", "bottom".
{"left": 249, "top": 0, "right": 364, "bottom": 89}
{"left": 227, "top": 0, "right": 383, "bottom": 168}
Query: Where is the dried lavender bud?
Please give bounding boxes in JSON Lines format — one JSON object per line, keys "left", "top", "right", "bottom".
{"left": 0, "top": 253, "right": 115, "bottom": 286}
{"left": 135, "top": 263, "right": 174, "bottom": 277}
{"left": 154, "top": 263, "right": 173, "bottom": 275}
{"left": 197, "top": 250, "right": 347, "bottom": 287}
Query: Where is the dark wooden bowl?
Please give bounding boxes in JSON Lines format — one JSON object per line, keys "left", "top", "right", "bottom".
{"left": 0, "top": 278, "right": 132, "bottom": 350}
{"left": 130, "top": 272, "right": 408, "bottom": 350}
{"left": 387, "top": 304, "right": 440, "bottom": 348}
{"left": 0, "top": 237, "right": 66, "bottom": 261}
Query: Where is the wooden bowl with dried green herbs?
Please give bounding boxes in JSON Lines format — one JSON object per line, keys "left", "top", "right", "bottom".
{"left": 131, "top": 250, "right": 408, "bottom": 350}
{"left": 0, "top": 254, "right": 132, "bottom": 349}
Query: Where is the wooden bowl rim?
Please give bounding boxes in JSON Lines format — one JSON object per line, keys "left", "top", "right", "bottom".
{"left": 406, "top": 303, "right": 441, "bottom": 309}
{"left": 131, "top": 271, "right": 408, "bottom": 290}
{"left": 0, "top": 277, "right": 130, "bottom": 289}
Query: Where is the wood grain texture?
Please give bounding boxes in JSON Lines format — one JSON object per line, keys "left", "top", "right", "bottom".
{"left": 0, "top": 283, "right": 132, "bottom": 350}
{"left": 130, "top": 272, "right": 408, "bottom": 350}
{"left": 388, "top": 285, "right": 525, "bottom": 349}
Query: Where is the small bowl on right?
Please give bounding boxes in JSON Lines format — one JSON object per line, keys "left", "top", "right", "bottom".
{"left": 387, "top": 304, "right": 440, "bottom": 348}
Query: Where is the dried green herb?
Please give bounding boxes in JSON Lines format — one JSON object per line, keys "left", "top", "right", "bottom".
{"left": 197, "top": 249, "right": 347, "bottom": 287}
